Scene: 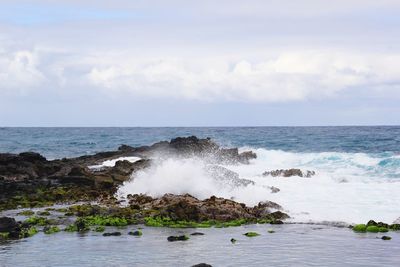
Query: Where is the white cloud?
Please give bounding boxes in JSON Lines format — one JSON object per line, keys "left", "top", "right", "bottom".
{"left": 0, "top": 49, "right": 45, "bottom": 92}
{"left": 86, "top": 51, "right": 400, "bottom": 102}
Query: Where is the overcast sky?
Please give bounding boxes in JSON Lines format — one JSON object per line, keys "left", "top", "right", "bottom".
{"left": 1, "top": 0, "right": 399, "bottom": 126}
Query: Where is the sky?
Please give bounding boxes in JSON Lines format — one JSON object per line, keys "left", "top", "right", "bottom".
{"left": 0, "top": 0, "right": 400, "bottom": 126}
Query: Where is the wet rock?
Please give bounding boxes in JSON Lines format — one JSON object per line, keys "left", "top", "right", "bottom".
{"left": 167, "top": 235, "right": 189, "bottom": 242}
{"left": 103, "top": 232, "right": 122, "bottom": 237}
{"left": 262, "top": 169, "right": 316, "bottom": 178}
{"left": 129, "top": 193, "right": 288, "bottom": 223}
{"left": 0, "top": 136, "right": 258, "bottom": 211}
{"left": 244, "top": 232, "right": 260, "bottom": 237}
{"left": 381, "top": 236, "right": 392, "bottom": 240}
{"left": 128, "top": 230, "right": 142, "bottom": 236}
{"left": 230, "top": 238, "right": 237, "bottom": 243}
{"left": 0, "top": 217, "right": 20, "bottom": 238}
{"left": 192, "top": 264, "right": 212, "bottom": 267}
{"left": 190, "top": 232, "right": 205, "bottom": 236}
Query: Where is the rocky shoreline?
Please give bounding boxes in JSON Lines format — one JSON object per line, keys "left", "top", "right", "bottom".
{"left": 0, "top": 136, "right": 398, "bottom": 242}
{"left": 0, "top": 136, "right": 288, "bottom": 241}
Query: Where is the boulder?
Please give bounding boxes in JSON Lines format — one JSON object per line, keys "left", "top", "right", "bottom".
{"left": 0, "top": 217, "right": 21, "bottom": 238}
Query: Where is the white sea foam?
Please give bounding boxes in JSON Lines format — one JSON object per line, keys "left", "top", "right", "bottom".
{"left": 88, "top": 156, "right": 141, "bottom": 170}
{"left": 117, "top": 149, "right": 400, "bottom": 224}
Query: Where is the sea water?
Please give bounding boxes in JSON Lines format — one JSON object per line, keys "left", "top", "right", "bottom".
{"left": 1, "top": 127, "right": 399, "bottom": 266}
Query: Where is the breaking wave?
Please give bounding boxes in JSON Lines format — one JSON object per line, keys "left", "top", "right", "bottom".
{"left": 117, "top": 148, "right": 400, "bottom": 224}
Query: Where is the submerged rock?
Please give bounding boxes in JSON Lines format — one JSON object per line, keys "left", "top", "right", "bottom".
{"left": 103, "top": 232, "right": 122, "bottom": 237}
{"left": 262, "top": 169, "right": 316, "bottom": 178}
{"left": 167, "top": 235, "right": 189, "bottom": 242}
{"left": 191, "top": 264, "right": 212, "bottom": 267}
{"left": 128, "top": 230, "right": 142, "bottom": 236}
{"left": 244, "top": 232, "right": 260, "bottom": 237}
{"left": 190, "top": 232, "right": 205, "bottom": 236}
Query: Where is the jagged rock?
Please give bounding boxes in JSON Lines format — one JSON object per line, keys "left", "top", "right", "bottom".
{"left": 0, "top": 136, "right": 257, "bottom": 211}
{"left": 262, "top": 169, "right": 315, "bottom": 178}
{"left": 128, "top": 193, "right": 288, "bottom": 222}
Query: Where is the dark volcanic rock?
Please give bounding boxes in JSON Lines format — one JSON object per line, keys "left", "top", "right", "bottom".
{"left": 190, "top": 232, "right": 205, "bottom": 236}
{"left": 128, "top": 193, "right": 288, "bottom": 222}
{"left": 0, "top": 217, "right": 21, "bottom": 238}
{"left": 103, "top": 232, "right": 122, "bottom": 237}
{"left": 167, "top": 235, "right": 189, "bottom": 242}
{"left": 262, "top": 169, "right": 316, "bottom": 178}
{"left": 0, "top": 217, "right": 19, "bottom": 233}
{"left": 0, "top": 136, "right": 257, "bottom": 211}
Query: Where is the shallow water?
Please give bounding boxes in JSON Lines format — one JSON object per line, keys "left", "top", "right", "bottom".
{"left": 0, "top": 224, "right": 399, "bottom": 267}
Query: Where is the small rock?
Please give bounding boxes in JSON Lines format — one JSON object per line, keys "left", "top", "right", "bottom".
{"left": 128, "top": 230, "right": 142, "bottom": 236}
{"left": 103, "top": 232, "right": 122, "bottom": 237}
{"left": 230, "top": 238, "right": 237, "bottom": 243}
{"left": 382, "top": 236, "right": 392, "bottom": 240}
{"left": 167, "top": 235, "right": 189, "bottom": 242}
{"left": 191, "top": 264, "right": 212, "bottom": 267}
{"left": 190, "top": 232, "right": 205, "bottom": 236}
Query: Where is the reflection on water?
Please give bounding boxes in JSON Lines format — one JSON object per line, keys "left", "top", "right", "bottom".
{"left": 1, "top": 224, "right": 399, "bottom": 267}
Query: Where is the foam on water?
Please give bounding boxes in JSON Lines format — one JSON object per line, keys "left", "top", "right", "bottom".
{"left": 117, "top": 148, "right": 400, "bottom": 224}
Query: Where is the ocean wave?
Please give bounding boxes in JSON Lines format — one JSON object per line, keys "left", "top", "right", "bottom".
{"left": 117, "top": 148, "right": 400, "bottom": 224}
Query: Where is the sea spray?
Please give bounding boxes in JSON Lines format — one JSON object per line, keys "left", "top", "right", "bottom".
{"left": 117, "top": 148, "right": 400, "bottom": 224}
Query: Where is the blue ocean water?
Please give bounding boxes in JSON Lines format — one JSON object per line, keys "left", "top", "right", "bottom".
{"left": 0, "top": 126, "right": 399, "bottom": 159}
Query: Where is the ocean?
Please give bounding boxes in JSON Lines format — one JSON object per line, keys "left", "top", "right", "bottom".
{"left": 1, "top": 126, "right": 400, "bottom": 224}
{"left": 1, "top": 127, "right": 400, "bottom": 266}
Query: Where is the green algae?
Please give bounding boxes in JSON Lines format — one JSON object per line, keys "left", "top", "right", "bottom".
{"left": 44, "top": 226, "right": 60, "bottom": 234}
{"left": 244, "top": 232, "right": 260, "bottom": 237}
{"left": 24, "top": 216, "right": 53, "bottom": 226}
{"left": 17, "top": 210, "right": 35, "bottom": 216}
{"left": 144, "top": 216, "right": 258, "bottom": 228}
{"left": 352, "top": 224, "right": 367, "bottom": 232}
{"left": 366, "top": 226, "right": 380, "bottom": 233}
{"left": 37, "top": 211, "right": 51, "bottom": 216}
{"left": 0, "top": 232, "right": 9, "bottom": 239}
{"left": 94, "top": 226, "right": 106, "bottom": 232}
{"left": 20, "top": 227, "right": 39, "bottom": 238}
{"left": 128, "top": 230, "right": 142, "bottom": 236}
{"left": 390, "top": 224, "right": 400, "bottom": 231}
{"left": 64, "top": 224, "right": 78, "bottom": 232}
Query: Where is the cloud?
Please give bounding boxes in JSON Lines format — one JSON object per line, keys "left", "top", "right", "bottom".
{"left": 86, "top": 51, "right": 400, "bottom": 102}
{"left": 0, "top": 49, "right": 45, "bottom": 93}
